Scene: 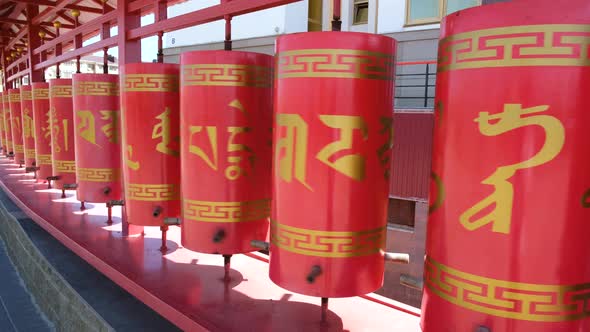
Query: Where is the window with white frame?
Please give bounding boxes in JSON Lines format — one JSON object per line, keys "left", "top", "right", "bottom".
{"left": 405, "top": 0, "right": 481, "bottom": 26}
{"left": 353, "top": 0, "right": 369, "bottom": 25}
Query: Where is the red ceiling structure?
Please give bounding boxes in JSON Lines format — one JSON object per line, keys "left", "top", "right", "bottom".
{"left": 0, "top": 0, "right": 302, "bottom": 89}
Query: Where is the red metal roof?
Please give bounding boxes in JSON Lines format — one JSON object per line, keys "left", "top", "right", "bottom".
{"left": 389, "top": 112, "right": 434, "bottom": 201}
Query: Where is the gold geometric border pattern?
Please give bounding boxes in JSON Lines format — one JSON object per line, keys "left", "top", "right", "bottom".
{"left": 270, "top": 221, "right": 386, "bottom": 258}
{"left": 74, "top": 81, "right": 119, "bottom": 96}
{"left": 9, "top": 93, "right": 21, "bottom": 102}
{"left": 77, "top": 167, "right": 120, "bottom": 182}
{"left": 25, "top": 149, "right": 36, "bottom": 159}
{"left": 54, "top": 160, "right": 76, "bottom": 173}
{"left": 183, "top": 198, "right": 271, "bottom": 223}
{"left": 424, "top": 256, "right": 590, "bottom": 322}
{"left": 21, "top": 90, "right": 32, "bottom": 101}
{"left": 36, "top": 154, "right": 52, "bottom": 165}
{"left": 14, "top": 144, "right": 24, "bottom": 153}
{"left": 438, "top": 24, "right": 590, "bottom": 72}
{"left": 276, "top": 49, "right": 395, "bottom": 80}
{"left": 50, "top": 85, "right": 73, "bottom": 98}
{"left": 123, "top": 74, "right": 179, "bottom": 92}
{"left": 181, "top": 64, "right": 273, "bottom": 88}
{"left": 126, "top": 184, "right": 180, "bottom": 202}
{"left": 33, "top": 88, "right": 49, "bottom": 100}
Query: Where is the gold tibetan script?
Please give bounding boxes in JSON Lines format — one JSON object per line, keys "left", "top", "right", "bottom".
{"left": 126, "top": 145, "right": 140, "bottom": 171}
{"left": 189, "top": 126, "right": 218, "bottom": 170}
{"left": 377, "top": 117, "right": 394, "bottom": 179}
{"left": 77, "top": 111, "right": 97, "bottom": 145}
{"left": 275, "top": 113, "right": 373, "bottom": 189}
{"left": 42, "top": 111, "right": 51, "bottom": 142}
{"left": 316, "top": 115, "right": 368, "bottom": 181}
{"left": 100, "top": 111, "right": 118, "bottom": 144}
{"left": 152, "top": 108, "right": 179, "bottom": 157}
{"left": 188, "top": 100, "right": 254, "bottom": 180}
{"left": 23, "top": 109, "right": 35, "bottom": 139}
{"left": 275, "top": 114, "right": 311, "bottom": 190}
{"left": 460, "top": 104, "right": 565, "bottom": 234}
{"left": 50, "top": 108, "right": 70, "bottom": 153}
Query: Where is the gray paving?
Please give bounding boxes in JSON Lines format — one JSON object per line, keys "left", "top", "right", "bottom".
{"left": 0, "top": 237, "right": 54, "bottom": 332}
{"left": 0, "top": 189, "right": 180, "bottom": 332}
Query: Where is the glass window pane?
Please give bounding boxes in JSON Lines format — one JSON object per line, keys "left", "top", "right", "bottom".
{"left": 408, "top": 0, "right": 440, "bottom": 22}
{"left": 446, "top": 0, "right": 479, "bottom": 14}
{"left": 354, "top": 3, "right": 369, "bottom": 24}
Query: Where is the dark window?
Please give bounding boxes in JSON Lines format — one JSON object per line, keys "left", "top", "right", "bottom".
{"left": 388, "top": 198, "right": 416, "bottom": 228}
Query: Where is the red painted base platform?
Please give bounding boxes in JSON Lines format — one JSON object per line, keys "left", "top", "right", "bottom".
{"left": 0, "top": 157, "right": 421, "bottom": 331}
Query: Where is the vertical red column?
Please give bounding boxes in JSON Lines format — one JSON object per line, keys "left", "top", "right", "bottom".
{"left": 72, "top": 74, "right": 121, "bottom": 203}
{"left": 32, "top": 83, "right": 52, "bottom": 180}
{"left": 121, "top": 63, "right": 180, "bottom": 247}
{"left": 421, "top": 1, "right": 590, "bottom": 331}
{"left": 8, "top": 88, "right": 24, "bottom": 166}
{"left": 49, "top": 79, "right": 76, "bottom": 191}
{"left": 20, "top": 85, "right": 36, "bottom": 168}
{"left": 270, "top": 32, "right": 396, "bottom": 298}
{"left": 180, "top": 51, "right": 273, "bottom": 255}
{"left": 0, "top": 92, "right": 6, "bottom": 153}
{"left": 3, "top": 93, "right": 13, "bottom": 156}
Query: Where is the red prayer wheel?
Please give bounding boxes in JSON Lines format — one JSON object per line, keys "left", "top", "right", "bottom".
{"left": 72, "top": 74, "right": 121, "bottom": 203}
{"left": 121, "top": 63, "right": 181, "bottom": 226}
{"left": 422, "top": 1, "right": 590, "bottom": 331}
{"left": 180, "top": 51, "right": 273, "bottom": 254}
{"left": 20, "top": 85, "right": 36, "bottom": 168}
{"left": 2, "top": 93, "right": 12, "bottom": 155}
{"left": 8, "top": 88, "right": 24, "bottom": 165}
{"left": 49, "top": 79, "right": 76, "bottom": 190}
{"left": 32, "top": 83, "right": 53, "bottom": 180}
{"left": 270, "top": 32, "right": 396, "bottom": 298}
{"left": 0, "top": 92, "right": 6, "bottom": 153}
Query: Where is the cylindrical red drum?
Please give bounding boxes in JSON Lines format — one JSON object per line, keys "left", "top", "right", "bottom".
{"left": 180, "top": 51, "right": 273, "bottom": 254}
{"left": 49, "top": 79, "right": 76, "bottom": 189}
{"left": 20, "top": 85, "right": 36, "bottom": 168}
{"left": 32, "top": 83, "right": 53, "bottom": 180}
{"left": 2, "top": 93, "right": 12, "bottom": 155}
{"left": 72, "top": 74, "right": 121, "bottom": 203}
{"left": 0, "top": 92, "right": 6, "bottom": 153}
{"left": 121, "top": 63, "right": 181, "bottom": 226}
{"left": 8, "top": 89, "right": 24, "bottom": 165}
{"left": 422, "top": 1, "right": 590, "bottom": 332}
{"left": 270, "top": 32, "right": 396, "bottom": 298}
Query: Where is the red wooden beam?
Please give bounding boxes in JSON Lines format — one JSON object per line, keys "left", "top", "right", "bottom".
{"left": 32, "top": 0, "right": 74, "bottom": 25}
{"left": 34, "top": 35, "right": 116, "bottom": 70}
{"left": 5, "top": 25, "right": 27, "bottom": 50}
{"left": 2, "top": 3, "right": 26, "bottom": 30}
{"left": 91, "top": 0, "right": 114, "bottom": 12}
{"left": 128, "top": 0, "right": 156, "bottom": 13}
{"left": 26, "top": 4, "right": 43, "bottom": 82}
{"left": 128, "top": 0, "right": 302, "bottom": 40}
{"left": 6, "top": 55, "right": 27, "bottom": 72}
{"left": 32, "top": 10, "right": 116, "bottom": 55}
{"left": 117, "top": 0, "right": 141, "bottom": 64}
{"left": 11, "top": 0, "right": 104, "bottom": 14}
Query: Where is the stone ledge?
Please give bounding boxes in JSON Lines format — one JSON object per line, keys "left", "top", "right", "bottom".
{"left": 0, "top": 198, "right": 114, "bottom": 332}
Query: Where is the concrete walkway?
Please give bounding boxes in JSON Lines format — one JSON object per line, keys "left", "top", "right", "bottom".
{"left": 0, "top": 238, "right": 54, "bottom": 332}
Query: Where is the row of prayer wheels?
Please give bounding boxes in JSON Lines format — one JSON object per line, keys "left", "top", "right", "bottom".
{"left": 0, "top": 31, "right": 404, "bottom": 302}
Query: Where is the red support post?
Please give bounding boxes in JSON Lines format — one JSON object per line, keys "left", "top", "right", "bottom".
{"left": 72, "top": 9, "right": 82, "bottom": 73}
{"left": 54, "top": 21, "right": 62, "bottom": 78}
{"left": 117, "top": 0, "right": 141, "bottom": 64}
{"left": 26, "top": 5, "right": 43, "bottom": 83}
{"left": 155, "top": 0, "right": 167, "bottom": 63}
{"left": 117, "top": 0, "right": 143, "bottom": 237}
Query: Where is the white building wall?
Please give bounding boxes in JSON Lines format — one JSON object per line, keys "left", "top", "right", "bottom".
{"left": 164, "top": 0, "right": 308, "bottom": 48}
